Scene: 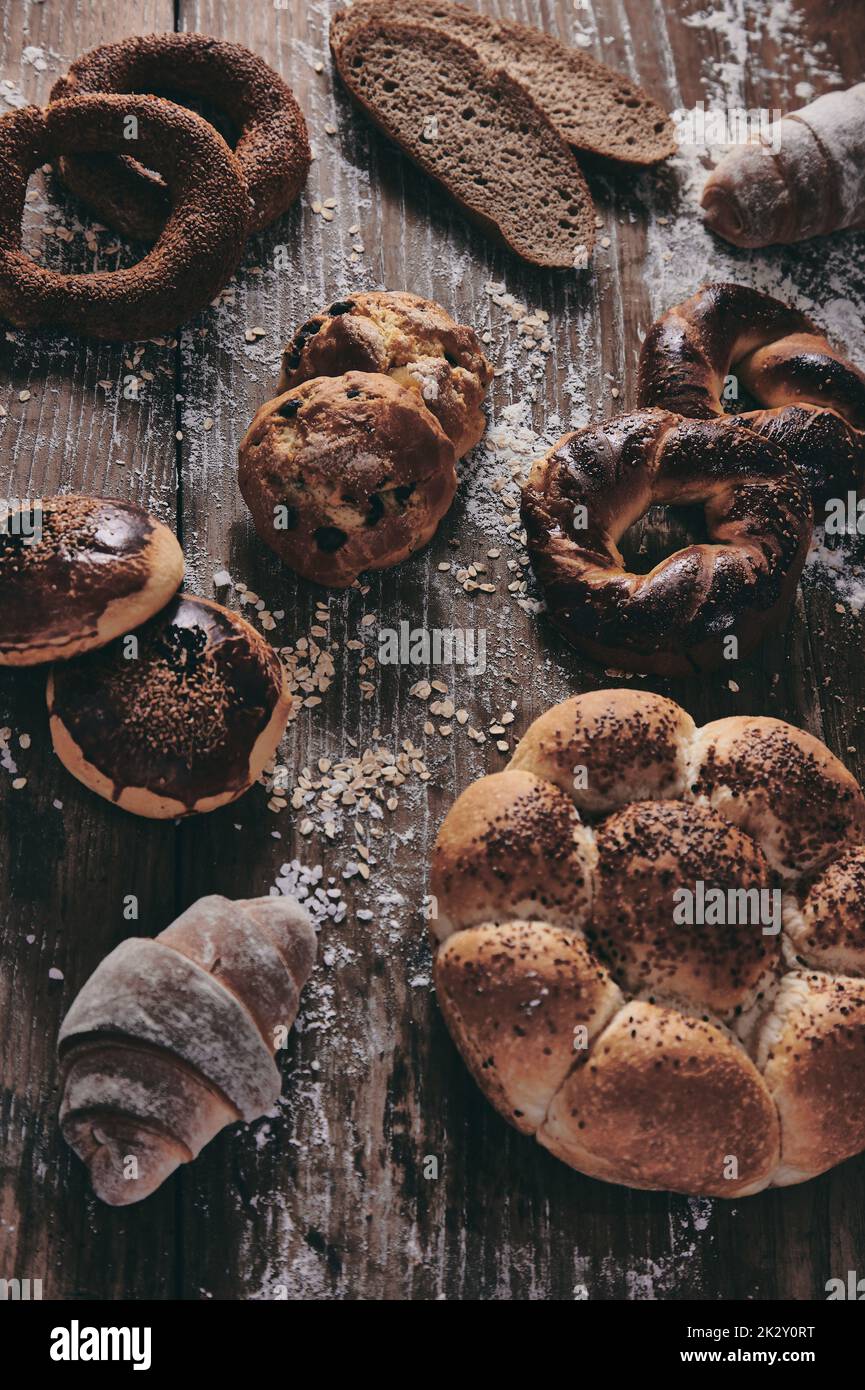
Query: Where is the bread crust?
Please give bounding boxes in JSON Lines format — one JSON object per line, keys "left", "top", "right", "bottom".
{"left": 50, "top": 32, "right": 310, "bottom": 239}
{"left": 0, "top": 94, "right": 249, "bottom": 340}
{"left": 430, "top": 689, "right": 865, "bottom": 1195}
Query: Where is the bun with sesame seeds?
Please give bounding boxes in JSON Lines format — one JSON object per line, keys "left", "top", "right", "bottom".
{"left": 238, "top": 370, "right": 458, "bottom": 588}
{"left": 46, "top": 593, "right": 291, "bottom": 818}
{"left": 0, "top": 495, "right": 183, "bottom": 666}
{"left": 430, "top": 688, "right": 865, "bottom": 1195}
{"left": 688, "top": 716, "right": 865, "bottom": 879}
{"left": 278, "top": 291, "right": 493, "bottom": 459}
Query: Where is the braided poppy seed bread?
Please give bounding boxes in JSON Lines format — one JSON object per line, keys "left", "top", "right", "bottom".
{"left": 430, "top": 688, "right": 865, "bottom": 1196}
{"left": 278, "top": 291, "right": 493, "bottom": 458}
{"left": 238, "top": 371, "right": 457, "bottom": 587}
{"left": 0, "top": 496, "right": 182, "bottom": 666}
{"left": 47, "top": 595, "right": 291, "bottom": 818}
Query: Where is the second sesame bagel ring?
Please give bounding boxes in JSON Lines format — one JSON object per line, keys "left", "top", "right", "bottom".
{"left": 50, "top": 33, "right": 311, "bottom": 240}
{"left": 0, "top": 94, "right": 249, "bottom": 340}
{"left": 521, "top": 408, "right": 813, "bottom": 676}
{"left": 638, "top": 283, "right": 865, "bottom": 501}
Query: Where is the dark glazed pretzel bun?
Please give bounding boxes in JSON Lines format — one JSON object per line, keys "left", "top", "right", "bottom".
{"left": 521, "top": 408, "right": 812, "bottom": 675}
{"left": 637, "top": 283, "right": 865, "bottom": 499}
{"left": 430, "top": 689, "right": 865, "bottom": 1195}
{"left": 0, "top": 496, "right": 183, "bottom": 665}
{"left": 278, "top": 291, "right": 493, "bottom": 458}
{"left": 238, "top": 371, "right": 457, "bottom": 588}
{"left": 50, "top": 33, "right": 310, "bottom": 240}
{"left": 0, "top": 94, "right": 248, "bottom": 340}
{"left": 47, "top": 595, "right": 291, "bottom": 818}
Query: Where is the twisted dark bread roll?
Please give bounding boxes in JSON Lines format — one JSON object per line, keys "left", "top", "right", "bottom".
{"left": 278, "top": 291, "right": 492, "bottom": 458}
{"left": 430, "top": 689, "right": 865, "bottom": 1195}
{"left": 239, "top": 371, "right": 457, "bottom": 587}
{"left": 50, "top": 33, "right": 310, "bottom": 240}
{"left": 521, "top": 408, "right": 812, "bottom": 675}
{"left": 59, "top": 893, "right": 316, "bottom": 1205}
{"left": 638, "top": 283, "right": 865, "bottom": 499}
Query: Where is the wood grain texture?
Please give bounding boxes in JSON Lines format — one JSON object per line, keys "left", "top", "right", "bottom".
{"left": 2, "top": 0, "right": 865, "bottom": 1301}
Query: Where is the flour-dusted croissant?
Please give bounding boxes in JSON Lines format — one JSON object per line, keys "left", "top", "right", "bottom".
{"left": 58, "top": 894, "right": 316, "bottom": 1205}
{"left": 701, "top": 83, "right": 865, "bottom": 247}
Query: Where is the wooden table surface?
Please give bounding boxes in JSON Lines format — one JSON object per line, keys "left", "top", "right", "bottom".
{"left": 2, "top": 0, "right": 865, "bottom": 1302}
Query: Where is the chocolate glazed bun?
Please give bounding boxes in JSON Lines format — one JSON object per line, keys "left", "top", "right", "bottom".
{"left": 278, "top": 291, "right": 493, "bottom": 458}
{"left": 0, "top": 495, "right": 183, "bottom": 665}
{"left": 47, "top": 595, "right": 291, "bottom": 818}
{"left": 431, "top": 689, "right": 865, "bottom": 1195}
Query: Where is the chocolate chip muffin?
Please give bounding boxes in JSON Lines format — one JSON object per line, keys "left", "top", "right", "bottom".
{"left": 277, "top": 291, "right": 492, "bottom": 458}
{"left": 238, "top": 371, "right": 458, "bottom": 587}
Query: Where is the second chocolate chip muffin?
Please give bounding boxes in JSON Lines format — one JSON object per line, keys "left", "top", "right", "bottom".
{"left": 238, "top": 371, "right": 458, "bottom": 587}
{"left": 277, "top": 291, "right": 492, "bottom": 458}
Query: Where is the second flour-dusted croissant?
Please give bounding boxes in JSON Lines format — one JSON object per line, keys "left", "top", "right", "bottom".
{"left": 58, "top": 894, "right": 316, "bottom": 1205}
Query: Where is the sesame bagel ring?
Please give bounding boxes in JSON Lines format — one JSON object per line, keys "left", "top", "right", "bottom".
{"left": 51, "top": 33, "right": 311, "bottom": 240}
{"left": 520, "top": 408, "right": 813, "bottom": 676}
{"left": 0, "top": 94, "right": 248, "bottom": 340}
{"left": 638, "top": 283, "right": 865, "bottom": 501}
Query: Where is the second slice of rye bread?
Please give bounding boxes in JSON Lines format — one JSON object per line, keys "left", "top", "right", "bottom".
{"left": 330, "top": 16, "right": 596, "bottom": 269}
{"left": 332, "top": 1, "right": 676, "bottom": 166}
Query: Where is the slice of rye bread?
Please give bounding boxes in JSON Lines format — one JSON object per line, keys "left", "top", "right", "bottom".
{"left": 330, "top": 16, "right": 596, "bottom": 269}
{"left": 331, "top": 1, "right": 676, "bottom": 166}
